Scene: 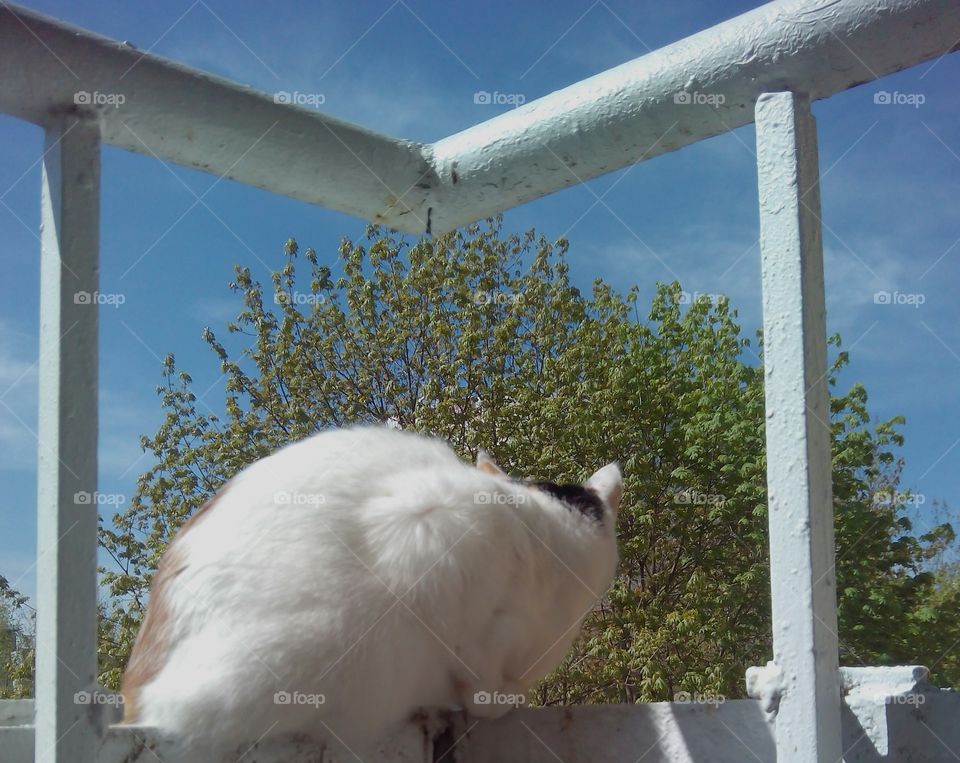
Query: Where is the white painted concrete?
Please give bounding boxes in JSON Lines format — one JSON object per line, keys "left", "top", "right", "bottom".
{"left": 3, "top": 684, "right": 959, "bottom": 762}
{"left": 839, "top": 666, "right": 932, "bottom": 757}
{"left": 34, "top": 116, "right": 102, "bottom": 763}
{"left": 746, "top": 660, "right": 785, "bottom": 719}
{"left": 755, "top": 91, "right": 841, "bottom": 762}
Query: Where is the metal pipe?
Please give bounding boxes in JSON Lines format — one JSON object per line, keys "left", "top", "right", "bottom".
{"left": 35, "top": 115, "right": 101, "bottom": 763}
{"left": 0, "top": 0, "right": 960, "bottom": 233}
{"left": 756, "top": 91, "right": 840, "bottom": 762}
{"left": 1, "top": 0, "right": 957, "bottom": 234}
{"left": 0, "top": 4, "right": 433, "bottom": 233}
{"left": 429, "top": 0, "right": 960, "bottom": 232}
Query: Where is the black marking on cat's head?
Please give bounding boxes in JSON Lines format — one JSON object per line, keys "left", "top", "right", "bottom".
{"left": 529, "top": 481, "right": 605, "bottom": 523}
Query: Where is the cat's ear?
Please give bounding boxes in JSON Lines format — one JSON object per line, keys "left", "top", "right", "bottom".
{"left": 585, "top": 463, "right": 622, "bottom": 513}
{"left": 476, "top": 450, "right": 507, "bottom": 478}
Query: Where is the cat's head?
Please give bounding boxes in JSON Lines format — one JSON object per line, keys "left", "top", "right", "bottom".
{"left": 473, "top": 450, "right": 621, "bottom": 688}
{"left": 476, "top": 450, "right": 623, "bottom": 524}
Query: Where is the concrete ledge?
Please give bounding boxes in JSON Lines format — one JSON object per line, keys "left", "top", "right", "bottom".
{"left": 2, "top": 686, "right": 958, "bottom": 761}
{"left": 449, "top": 701, "right": 775, "bottom": 762}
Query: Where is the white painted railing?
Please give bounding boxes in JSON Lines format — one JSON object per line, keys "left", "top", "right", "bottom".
{"left": 754, "top": 91, "right": 841, "bottom": 760}
{"left": 1, "top": 1, "right": 958, "bottom": 761}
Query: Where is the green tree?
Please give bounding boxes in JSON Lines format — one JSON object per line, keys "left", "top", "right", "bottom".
{"left": 0, "top": 575, "right": 34, "bottom": 698}
{"left": 95, "top": 219, "right": 957, "bottom": 700}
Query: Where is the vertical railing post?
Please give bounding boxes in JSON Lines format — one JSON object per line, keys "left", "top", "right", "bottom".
{"left": 755, "top": 91, "right": 842, "bottom": 762}
{"left": 35, "top": 115, "right": 101, "bottom": 763}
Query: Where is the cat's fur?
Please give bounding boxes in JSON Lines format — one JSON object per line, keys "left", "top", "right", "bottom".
{"left": 122, "top": 426, "right": 621, "bottom": 756}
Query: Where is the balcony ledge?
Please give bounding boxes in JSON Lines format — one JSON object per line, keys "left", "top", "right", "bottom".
{"left": 1, "top": 667, "right": 955, "bottom": 762}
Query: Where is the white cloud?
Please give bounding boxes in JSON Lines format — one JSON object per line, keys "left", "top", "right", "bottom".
{"left": 159, "top": 8, "right": 478, "bottom": 144}
{"left": 97, "top": 386, "right": 160, "bottom": 481}
{"left": 0, "top": 322, "right": 39, "bottom": 473}
{"left": 823, "top": 238, "right": 909, "bottom": 325}
{"left": 0, "top": 320, "right": 160, "bottom": 481}
{"left": 0, "top": 550, "right": 37, "bottom": 606}
{"left": 189, "top": 294, "right": 241, "bottom": 326}
{"left": 581, "top": 217, "right": 936, "bottom": 370}
{"left": 584, "top": 221, "right": 762, "bottom": 325}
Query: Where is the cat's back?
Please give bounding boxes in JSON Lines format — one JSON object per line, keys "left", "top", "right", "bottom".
{"left": 186, "top": 425, "right": 463, "bottom": 522}
{"left": 166, "top": 425, "right": 487, "bottom": 582}
{"left": 243, "top": 425, "right": 463, "bottom": 492}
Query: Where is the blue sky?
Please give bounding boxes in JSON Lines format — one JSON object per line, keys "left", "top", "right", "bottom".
{"left": 1, "top": 0, "right": 958, "bottom": 604}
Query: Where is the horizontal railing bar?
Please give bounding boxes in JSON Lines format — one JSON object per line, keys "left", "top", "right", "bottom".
{"left": 429, "top": 0, "right": 960, "bottom": 232}
{"left": 0, "top": 4, "right": 432, "bottom": 233}
{"left": 2, "top": 0, "right": 958, "bottom": 234}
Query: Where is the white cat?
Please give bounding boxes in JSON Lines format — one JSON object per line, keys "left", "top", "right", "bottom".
{"left": 122, "top": 425, "right": 621, "bottom": 758}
